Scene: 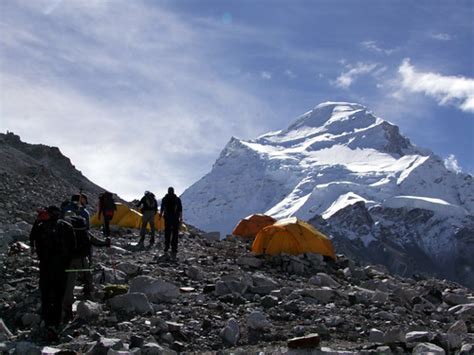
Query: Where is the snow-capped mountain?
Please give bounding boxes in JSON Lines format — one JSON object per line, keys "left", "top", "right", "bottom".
{"left": 182, "top": 102, "right": 474, "bottom": 284}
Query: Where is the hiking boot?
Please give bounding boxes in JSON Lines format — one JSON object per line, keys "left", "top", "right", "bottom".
{"left": 149, "top": 237, "right": 155, "bottom": 246}
{"left": 170, "top": 252, "right": 177, "bottom": 262}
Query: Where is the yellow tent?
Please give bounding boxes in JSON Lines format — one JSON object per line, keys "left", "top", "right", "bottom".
{"left": 232, "top": 214, "right": 276, "bottom": 239}
{"left": 90, "top": 203, "right": 164, "bottom": 231}
{"left": 252, "top": 217, "right": 336, "bottom": 260}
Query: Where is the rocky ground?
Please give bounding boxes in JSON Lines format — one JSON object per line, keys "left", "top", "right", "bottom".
{"left": 0, "top": 224, "right": 473, "bottom": 354}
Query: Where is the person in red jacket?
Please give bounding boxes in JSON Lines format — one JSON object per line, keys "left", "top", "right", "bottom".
{"left": 98, "top": 191, "right": 116, "bottom": 237}
{"left": 159, "top": 187, "right": 182, "bottom": 261}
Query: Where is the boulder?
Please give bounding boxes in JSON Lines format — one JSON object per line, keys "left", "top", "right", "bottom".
{"left": 77, "top": 300, "right": 103, "bottom": 320}
{"left": 129, "top": 276, "right": 180, "bottom": 303}
{"left": 247, "top": 311, "right": 271, "bottom": 330}
{"left": 220, "top": 318, "right": 240, "bottom": 346}
{"left": 237, "top": 256, "right": 263, "bottom": 268}
{"left": 116, "top": 262, "right": 141, "bottom": 276}
{"left": 369, "top": 328, "right": 384, "bottom": 343}
{"left": 412, "top": 342, "right": 445, "bottom": 354}
{"left": 249, "top": 273, "right": 279, "bottom": 295}
{"left": 108, "top": 292, "right": 153, "bottom": 314}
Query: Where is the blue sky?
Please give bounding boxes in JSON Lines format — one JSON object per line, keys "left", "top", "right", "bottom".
{"left": 1, "top": 0, "right": 473, "bottom": 201}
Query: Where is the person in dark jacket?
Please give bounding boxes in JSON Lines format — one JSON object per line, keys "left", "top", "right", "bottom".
{"left": 136, "top": 191, "right": 158, "bottom": 246}
{"left": 159, "top": 187, "right": 182, "bottom": 260}
{"left": 30, "top": 205, "right": 75, "bottom": 337}
{"left": 98, "top": 191, "right": 116, "bottom": 237}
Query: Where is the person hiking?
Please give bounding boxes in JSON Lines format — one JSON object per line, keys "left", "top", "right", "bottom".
{"left": 30, "top": 205, "right": 75, "bottom": 340}
{"left": 136, "top": 191, "right": 158, "bottom": 246}
{"left": 61, "top": 192, "right": 106, "bottom": 322}
{"left": 159, "top": 187, "right": 182, "bottom": 261}
{"left": 98, "top": 191, "right": 116, "bottom": 238}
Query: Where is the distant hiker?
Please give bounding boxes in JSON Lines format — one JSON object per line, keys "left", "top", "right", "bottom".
{"left": 159, "top": 187, "right": 183, "bottom": 261}
{"left": 136, "top": 191, "right": 158, "bottom": 246}
{"left": 61, "top": 193, "right": 90, "bottom": 229}
{"left": 98, "top": 191, "right": 116, "bottom": 237}
{"left": 30, "top": 206, "right": 75, "bottom": 337}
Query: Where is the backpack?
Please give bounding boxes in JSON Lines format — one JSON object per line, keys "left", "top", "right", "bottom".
{"left": 143, "top": 193, "right": 157, "bottom": 210}
{"left": 100, "top": 192, "right": 115, "bottom": 213}
{"left": 34, "top": 218, "right": 74, "bottom": 265}
{"left": 66, "top": 215, "right": 91, "bottom": 258}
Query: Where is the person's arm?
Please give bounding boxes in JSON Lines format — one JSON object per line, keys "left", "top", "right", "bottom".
{"left": 178, "top": 198, "right": 183, "bottom": 222}
{"left": 159, "top": 197, "right": 165, "bottom": 217}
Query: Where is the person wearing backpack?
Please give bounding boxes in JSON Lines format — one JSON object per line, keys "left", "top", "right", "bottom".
{"left": 159, "top": 187, "right": 183, "bottom": 261}
{"left": 136, "top": 191, "right": 158, "bottom": 246}
{"left": 98, "top": 191, "right": 116, "bottom": 237}
{"left": 61, "top": 193, "right": 94, "bottom": 322}
{"left": 30, "top": 205, "right": 75, "bottom": 338}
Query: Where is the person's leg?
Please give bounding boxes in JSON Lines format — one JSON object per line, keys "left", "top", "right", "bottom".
{"left": 62, "top": 258, "right": 81, "bottom": 322}
{"left": 103, "top": 215, "right": 111, "bottom": 237}
{"left": 171, "top": 219, "right": 179, "bottom": 255}
{"left": 164, "top": 219, "right": 171, "bottom": 253}
{"left": 139, "top": 215, "right": 147, "bottom": 243}
{"left": 149, "top": 212, "right": 155, "bottom": 243}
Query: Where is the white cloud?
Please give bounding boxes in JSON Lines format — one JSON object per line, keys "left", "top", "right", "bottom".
{"left": 398, "top": 59, "right": 474, "bottom": 113}
{"left": 361, "top": 40, "right": 396, "bottom": 55}
{"left": 332, "top": 62, "right": 378, "bottom": 89}
{"left": 430, "top": 33, "right": 452, "bottom": 41}
{"left": 444, "top": 154, "right": 462, "bottom": 173}
{"left": 261, "top": 71, "right": 272, "bottom": 80}
{"left": 0, "top": 1, "right": 275, "bottom": 200}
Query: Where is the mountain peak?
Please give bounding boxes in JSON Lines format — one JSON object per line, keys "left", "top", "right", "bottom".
{"left": 286, "top": 102, "right": 374, "bottom": 132}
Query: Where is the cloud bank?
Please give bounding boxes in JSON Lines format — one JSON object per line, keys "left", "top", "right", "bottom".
{"left": 398, "top": 59, "right": 474, "bottom": 113}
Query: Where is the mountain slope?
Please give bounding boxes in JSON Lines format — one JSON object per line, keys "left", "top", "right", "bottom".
{"left": 0, "top": 132, "right": 106, "bottom": 227}
{"left": 181, "top": 102, "right": 474, "bottom": 287}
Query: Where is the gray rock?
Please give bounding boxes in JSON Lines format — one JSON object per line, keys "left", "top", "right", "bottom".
{"left": 372, "top": 290, "right": 389, "bottom": 304}
{"left": 185, "top": 266, "right": 203, "bottom": 281}
{"left": 108, "top": 292, "right": 153, "bottom": 314}
{"left": 86, "top": 337, "right": 124, "bottom": 354}
{"left": 384, "top": 327, "right": 405, "bottom": 344}
{"left": 220, "top": 318, "right": 240, "bottom": 346}
{"left": 116, "top": 262, "right": 141, "bottom": 276}
{"left": 369, "top": 328, "right": 384, "bottom": 343}
{"left": 302, "top": 287, "right": 336, "bottom": 304}
{"left": 129, "top": 276, "right": 180, "bottom": 303}
{"left": 215, "top": 274, "right": 251, "bottom": 296}
{"left": 40, "top": 347, "right": 65, "bottom": 354}
{"left": 375, "top": 346, "right": 392, "bottom": 354}
{"left": 237, "top": 256, "right": 263, "bottom": 268}
{"left": 405, "top": 331, "right": 436, "bottom": 343}
{"left": 249, "top": 273, "right": 279, "bottom": 294}
{"left": 448, "top": 303, "right": 474, "bottom": 320}
{"left": 21, "top": 313, "right": 41, "bottom": 327}
{"left": 261, "top": 295, "right": 279, "bottom": 308}
{"left": 412, "top": 342, "right": 445, "bottom": 354}
{"left": 443, "top": 292, "right": 470, "bottom": 306}
{"left": 95, "top": 267, "right": 127, "bottom": 284}
{"left": 448, "top": 320, "right": 468, "bottom": 335}
{"left": 459, "top": 344, "right": 474, "bottom": 355}
{"left": 316, "top": 272, "right": 340, "bottom": 288}
{"left": 77, "top": 300, "right": 103, "bottom": 320}
{"left": 247, "top": 311, "right": 271, "bottom": 330}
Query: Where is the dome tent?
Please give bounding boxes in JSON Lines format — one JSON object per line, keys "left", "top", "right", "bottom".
{"left": 232, "top": 214, "right": 276, "bottom": 239}
{"left": 91, "top": 203, "right": 164, "bottom": 231}
{"left": 252, "top": 217, "right": 336, "bottom": 260}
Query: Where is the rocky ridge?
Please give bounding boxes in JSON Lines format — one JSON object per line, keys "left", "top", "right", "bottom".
{"left": 0, "top": 132, "right": 108, "bottom": 249}
{"left": 1, "top": 227, "right": 474, "bottom": 354}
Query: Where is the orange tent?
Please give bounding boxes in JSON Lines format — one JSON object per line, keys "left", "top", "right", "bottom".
{"left": 252, "top": 217, "right": 336, "bottom": 260}
{"left": 232, "top": 214, "right": 276, "bottom": 239}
